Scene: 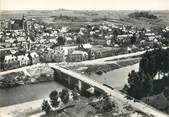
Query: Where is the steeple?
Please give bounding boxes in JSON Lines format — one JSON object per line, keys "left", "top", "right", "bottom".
{"left": 22, "top": 14, "right": 25, "bottom": 21}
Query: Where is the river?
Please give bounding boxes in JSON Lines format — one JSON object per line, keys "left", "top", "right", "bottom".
{"left": 0, "top": 63, "right": 139, "bottom": 107}
{"left": 88, "top": 63, "right": 139, "bottom": 90}
{"left": 0, "top": 82, "right": 64, "bottom": 107}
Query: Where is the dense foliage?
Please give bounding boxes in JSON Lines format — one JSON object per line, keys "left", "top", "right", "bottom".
{"left": 128, "top": 11, "right": 158, "bottom": 19}
{"left": 126, "top": 70, "right": 153, "bottom": 99}
{"left": 42, "top": 100, "right": 51, "bottom": 114}
{"left": 124, "top": 48, "right": 169, "bottom": 99}
{"left": 49, "top": 90, "right": 60, "bottom": 108}
{"left": 140, "top": 48, "right": 169, "bottom": 76}
{"left": 41, "top": 88, "right": 79, "bottom": 114}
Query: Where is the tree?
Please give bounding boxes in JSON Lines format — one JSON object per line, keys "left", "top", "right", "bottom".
{"left": 140, "top": 48, "right": 169, "bottom": 78}
{"left": 41, "top": 100, "right": 51, "bottom": 114}
{"left": 49, "top": 90, "right": 60, "bottom": 108}
{"left": 29, "top": 31, "right": 36, "bottom": 41}
{"left": 76, "top": 36, "right": 83, "bottom": 45}
{"left": 27, "top": 53, "right": 33, "bottom": 65}
{"left": 72, "top": 87, "right": 79, "bottom": 100}
{"left": 102, "top": 94, "right": 115, "bottom": 112}
{"left": 126, "top": 70, "right": 153, "bottom": 99}
{"left": 163, "top": 87, "right": 169, "bottom": 100}
{"left": 162, "top": 31, "right": 169, "bottom": 39}
{"left": 57, "top": 36, "right": 65, "bottom": 45}
{"left": 49, "top": 90, "right": 58, "bottom": 100}
{"left": 60, "top": 88, "right": 69, "bottom": 104}
{"left": 125, "top": 48, "right": 169, "bottom": 99}
{"left": 76, "top": 35, "right": 85, "bottom": 49}
{"left": 130, "top": 33, "right": 137, "bottom": 44}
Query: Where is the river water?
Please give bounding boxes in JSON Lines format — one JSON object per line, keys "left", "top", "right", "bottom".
{"left": 0, "top": 82, "right": 64, "bottom": 107}
{"left": 88, "top": 63, "right": 139, "bottom": 90}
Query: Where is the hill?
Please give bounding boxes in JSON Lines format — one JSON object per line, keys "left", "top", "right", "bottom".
{"left": 0, "top": 10, "right": 169, "bottom": 28}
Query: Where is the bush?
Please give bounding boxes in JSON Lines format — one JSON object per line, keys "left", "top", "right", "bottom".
{"left": 60, "top": 88, "right": 69, "bottom": 104}
{"left": 49, "top": 90, "right": 60, "bottom": 108}
{"left": 42, "top": 100, "right": 51, "bottom": 114}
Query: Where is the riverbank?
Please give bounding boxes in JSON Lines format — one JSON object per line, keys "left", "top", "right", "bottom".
{"left": 0, "top": 99, "right": 43, "bottom": 117}
{"left": 69, "top": 58, "right": 140, "bottom": 75}
{"left": 0, "top": 92, "right": 137, "bottom": 117}
{"left": 0, "top": 66, "right": 54, "bottom": 89}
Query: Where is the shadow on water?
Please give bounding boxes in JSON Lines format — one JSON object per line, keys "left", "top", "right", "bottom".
{"left": 0, "top": 81, "right": 64, "bottom": 107}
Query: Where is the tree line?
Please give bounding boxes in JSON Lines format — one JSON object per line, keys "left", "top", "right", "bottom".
{"left": 124, "top": 48, "right": 169, "bottom": 99}
{"left": 128, "top": 11, "right": 158, "bottom": 19}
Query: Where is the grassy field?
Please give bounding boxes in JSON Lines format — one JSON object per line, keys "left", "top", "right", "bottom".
{"left": 1, "top": 10, "right": 169, "bottom": 28}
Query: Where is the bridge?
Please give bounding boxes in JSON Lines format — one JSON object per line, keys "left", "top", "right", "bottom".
{"left": 0, "top": 62, "right": 168, "bottom": 116}
{"left": 49, "top": 63, "right": 169, "bottom": 117}
{"left": 0, "top": 48, "right": 169, "bottom": 116}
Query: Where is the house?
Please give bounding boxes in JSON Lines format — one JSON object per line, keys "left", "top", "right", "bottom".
{"left": 3, "top": 54, "right": 19, "bottom": 70}
{"left": 60, "top": 44, "right": 92, "bottom": 56}
{"left": 4, "top": 54, "right": 17, "bottom": 64}
{"left": 67, "top": 50, "right": 88, "bottom": 62}
{"left": 117, "top": 34, "right": 133, "bottom": 44}
{"left": 106, "top": 39, "right": 111, "bottom": 46}
{"left": 145, "top": 33, "right": 155, "bottom": 37}
{"left": 65, "top": 36, "right": 73, "bottom": 45}
{"left": 3, "top": 50, "right": 31, "bottom": 70}
{"left": 49, "top": 38, "right": 57, "bottom": 43}
{"left": 16, "top": 54, "right": 29, "bottom": 66}
{"left": 60, "top": 27, "right": 69, "bottom": 33}
{"left": 117, "top": 34, "right": 133, "bottom": 40}
{"left": 90, "top": 45, "right": 113, "bottom": 58}
{"left": 52, "top": 47, "right": 65, "bottom": 62}
{"left": 82, "top": 43, "right": 92, "bottom": 49}
{"left": 17, "top": 36, "right": 26, "bottom": 42}
{"left": 5, "top": 38, "right": 15, "bottom": 43}
{"left": 30, "top": 52, "right": 39, "bottom": 64}
{"left": 39, "top": 47, "right": 65, "bottom": 63}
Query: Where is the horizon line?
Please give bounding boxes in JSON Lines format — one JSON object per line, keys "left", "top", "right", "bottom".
{"left": 1, "top": 9, "right": 169, "bottom": 11}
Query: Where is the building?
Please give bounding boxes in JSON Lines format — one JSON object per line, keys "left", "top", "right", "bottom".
{"left": 52, "top": 47, "right": 65, "bottom": 62}
{"left": 67, "top": 50, "right": 88, "bottom": 62}
{"left": 30, "top": 52, "right": 40, "bottom": 64}
{"left": 8, "top": 15, "right": 27, "bottom": 30}
{"left": 2, "top": 50, "right": 37, "bottom": 70}
{"left": 90, "top": 45, "right": 113, "bottom": 59}
{"left": 17, "top": 54, "right": 29, "bottom": 66}
{"left": 39, "top": 47, "right": 65, "bottom": 63}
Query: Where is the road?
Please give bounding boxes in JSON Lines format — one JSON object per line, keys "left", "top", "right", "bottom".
{"left": 49, "top": 63, "right": 169, "bottom": 117}
{"left": 0, "top": 50, "right": 145, "bottom": 76}
{"left": 1, "top": 47, "right": 168, "bottom": 76}
{"left": 0, "top": 47, "right": 18, "bottom": 51}
{"left": 0, "top": 49, "right": 168, "bottom": 116}
{"left": 0, "top": 63, "right": 45, "bottom": 76}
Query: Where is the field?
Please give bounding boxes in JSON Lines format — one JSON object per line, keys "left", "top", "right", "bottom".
{"left": 0, "top": 10, "right": 169, "bottom": 28}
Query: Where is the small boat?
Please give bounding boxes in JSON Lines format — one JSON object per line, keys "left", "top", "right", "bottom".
{"left": 96, "top": 70, "right": 103, "bottom": 75}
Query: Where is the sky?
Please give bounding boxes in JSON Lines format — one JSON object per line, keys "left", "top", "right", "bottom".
{"left": 0, "top": 0, "right": 169, "bottom": 10}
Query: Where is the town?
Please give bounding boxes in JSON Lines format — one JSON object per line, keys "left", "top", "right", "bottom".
{"left": 0, "top": 9, "right": 169, "bottom": 117}
{"left": 1, "top": 14, "right": 169, "bottom": 71}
